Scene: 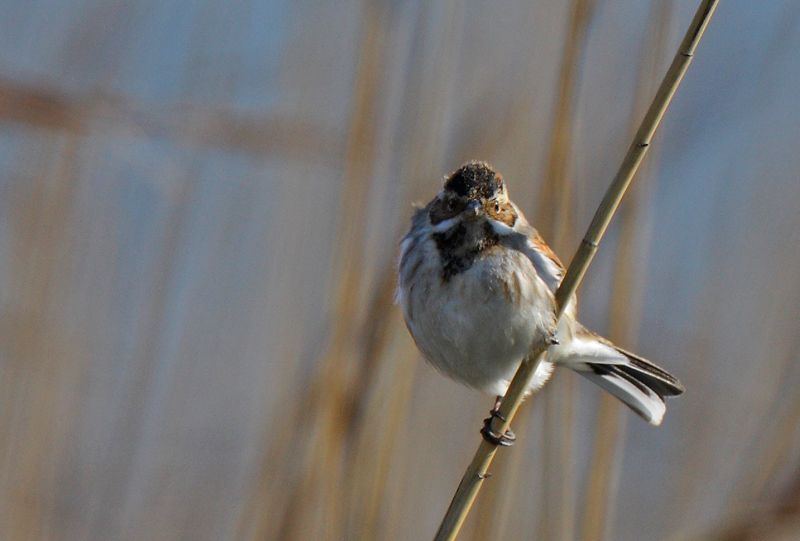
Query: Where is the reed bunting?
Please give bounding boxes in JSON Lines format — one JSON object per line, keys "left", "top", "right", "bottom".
{"left": 397, "top": 161, "right": 683, "bottom": 434}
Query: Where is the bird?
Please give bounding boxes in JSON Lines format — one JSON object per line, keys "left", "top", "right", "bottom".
{"left": 396, "top": 161, "right": 683, "bottom": 442}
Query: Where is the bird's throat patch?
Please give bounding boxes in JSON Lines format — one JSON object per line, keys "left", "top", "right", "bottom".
{"left": 433, "top": 221, "right": 499, "bottom": 281}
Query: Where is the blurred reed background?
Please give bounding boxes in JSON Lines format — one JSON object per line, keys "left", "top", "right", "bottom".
{"left": 1, "top": 1, "right": 799, "bottom": 540}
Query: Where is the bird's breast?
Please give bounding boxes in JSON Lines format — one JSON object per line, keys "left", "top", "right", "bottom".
{"left": 400, "top": 240, "right": 556, "bottom": 392}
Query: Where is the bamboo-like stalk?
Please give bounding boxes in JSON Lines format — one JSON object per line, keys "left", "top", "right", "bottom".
{"left": 433, "top": 2, "right": 719, "bottom": 539}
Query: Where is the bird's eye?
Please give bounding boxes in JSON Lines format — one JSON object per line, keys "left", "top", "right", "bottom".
{"left": 494, "top": 201, "right": 500, "bottom": 212}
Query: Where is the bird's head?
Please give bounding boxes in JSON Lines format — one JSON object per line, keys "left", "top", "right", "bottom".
{"left": 429, "top": 161, "right": 517, "bottom": 231}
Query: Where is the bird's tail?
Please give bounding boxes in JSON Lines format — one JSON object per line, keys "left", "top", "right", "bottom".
{"left": 558, "top": 329, "right": 684, "bottom": 426}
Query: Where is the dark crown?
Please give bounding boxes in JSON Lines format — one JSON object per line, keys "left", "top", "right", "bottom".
{"left": 444, "top": 161, "right": 502, "bottom": 200}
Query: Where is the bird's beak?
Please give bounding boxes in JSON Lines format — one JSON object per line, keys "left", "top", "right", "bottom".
{"left": 463, "top": 199, "right": 482, "bottom": 220}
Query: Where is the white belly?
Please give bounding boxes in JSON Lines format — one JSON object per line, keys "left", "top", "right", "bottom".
{"left": 401, "top": 245, "right": 556, "bottom": 396}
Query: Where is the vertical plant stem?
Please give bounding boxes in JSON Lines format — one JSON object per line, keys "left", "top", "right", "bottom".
{"left": 433, "top": 2, "right": 719, "bottom": 539}
{"left": 538, "top": 0, "right": 596, "bottom": 248}
{"left": 581, "top": 2, "right": 674, "bottom": 539}
{"left": 537, "top": 2, "right": 597, "bottom": 539}
{"left": 238, "top": 4, "right": 387, "bottom": 540}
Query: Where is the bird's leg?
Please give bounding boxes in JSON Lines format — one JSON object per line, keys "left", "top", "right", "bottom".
{"left": 481, "top": 396, "right": 516, "bottom": 447}
{"left": 483, "top": 328, "right": 557, "bottom": 447}
{"left": 493, "top": 395, "right": 502, "bottom": 412}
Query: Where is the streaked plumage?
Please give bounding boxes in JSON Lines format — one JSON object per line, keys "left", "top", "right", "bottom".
{"left": 397, "top": 161, "right": 683, "bottom": 425}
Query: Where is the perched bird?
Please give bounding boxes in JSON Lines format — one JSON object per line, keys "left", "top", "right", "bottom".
{"left": 396, "top": 161, "right": 683, "bottom": 440}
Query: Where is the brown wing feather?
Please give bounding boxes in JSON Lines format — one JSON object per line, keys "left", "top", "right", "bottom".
{"left": 530, "top": 230, "right": 565, "bottom": 271}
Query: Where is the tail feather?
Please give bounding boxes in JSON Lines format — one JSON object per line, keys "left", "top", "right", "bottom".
{"left": 579, "top": 364, "right": 667, "bottom": 425}
{"left": 563, "top": 327, "right": 684, "bottom": 426}
{"left": 613, "top": 346, "right": 685, "bottom": 397}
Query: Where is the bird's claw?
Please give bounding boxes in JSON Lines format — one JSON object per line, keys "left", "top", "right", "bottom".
{"left": 481, "top": 409, "right": 516, "bottom": 447}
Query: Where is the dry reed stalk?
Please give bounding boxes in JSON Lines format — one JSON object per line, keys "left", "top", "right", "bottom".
{"left": 344, "top": 315, "right": 419, "bottom": 539}
{"left": 434, "top": 2, "right": 719, "bottom": 539}
{"left": 244, "top": 1, "right": 467, "bottom": 537}
{"left": 746, "top": 373, "right": 800, "bottom": 500}
{"left": 236, "top": 5, "right": 387, "bottom": 539}
{"left": 581, "top": 2, "right": 674, "bottom": 539}
{"left": 344, "top": 1, "right": 467, "bottom": 536}
{"left": 707, "top": 465, "right": 800, "bottom": 541}
{"left": 352, "top": 2, "right": 467, "bottom": 536}
{"left": 713, "top": 336, "right": 800, "bottom": 539}
{"left": 0, "top": 136, "right": 84, "bottom": 540}
{"left": 395, "top": 0, "right": 465, "bottom": 186}
{"left": 305, "top": 5, "right": 387, "bottom": 535}
{"left": 536, "top": 2, "right": 597, "bottom": 539}
{"left": 717, "top": 233, "right": 800, "bottom": 525}
{"left": 537, "top": 0, "right": 595, "bottom": 248}
{"left": 342, "top": 267, "right": 415, "bottom": 537}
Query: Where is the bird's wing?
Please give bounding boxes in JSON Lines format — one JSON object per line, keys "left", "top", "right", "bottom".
{"left": 497, "top": 220, "right": 564, "bottom": 292}
{"left": 526, "top": 229, "right": 565, "bottom": 292}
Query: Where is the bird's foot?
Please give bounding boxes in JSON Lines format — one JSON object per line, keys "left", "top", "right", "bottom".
{"left": 481, "top": 408, "right": 516, "bottom": 447}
